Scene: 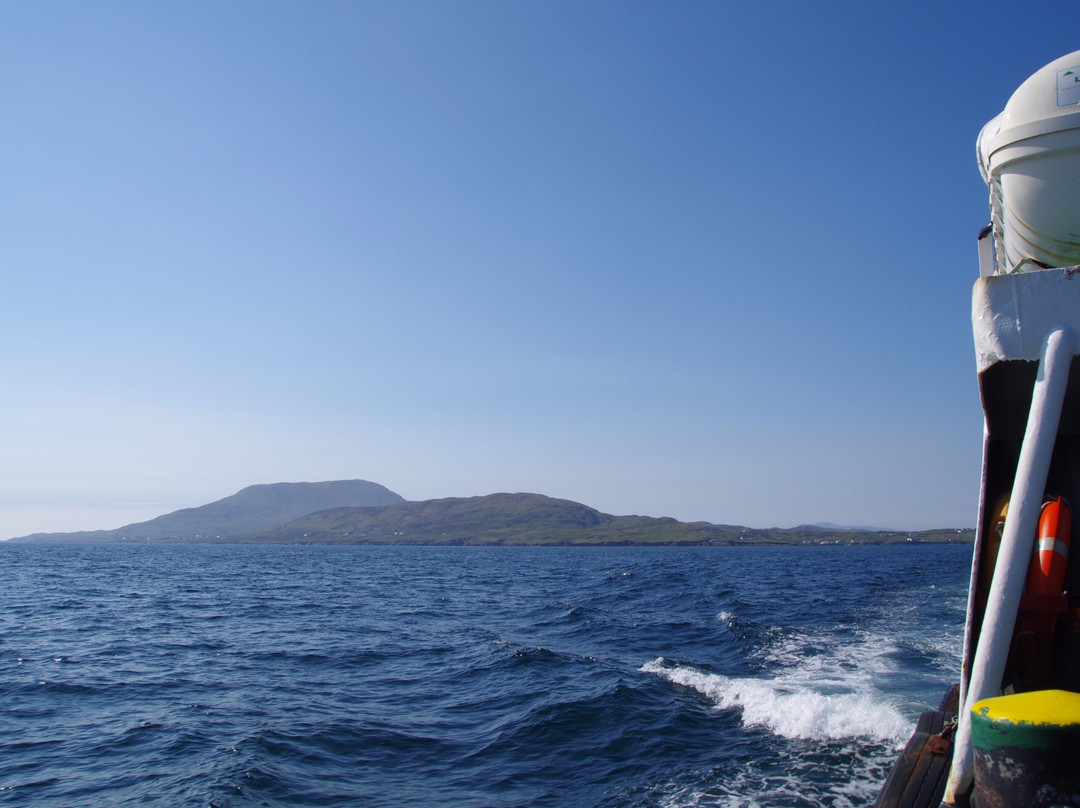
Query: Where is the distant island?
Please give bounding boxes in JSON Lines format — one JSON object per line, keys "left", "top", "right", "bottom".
{"left": 8, "top": 479, "right": 974, "bottom": 546}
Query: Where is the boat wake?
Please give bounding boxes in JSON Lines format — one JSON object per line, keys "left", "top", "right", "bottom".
{"left": 639, "top": 642, "right": 912, "bottom": 807}
{"left": 640, "top": 656, "right": 909, "bottom": 742}
{"left": 637, "top": 612, "right": 942, "bottom": 807}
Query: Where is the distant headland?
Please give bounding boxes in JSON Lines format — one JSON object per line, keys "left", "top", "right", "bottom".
{"left": 7, "top": 480, "right": 974, "bottom": 546}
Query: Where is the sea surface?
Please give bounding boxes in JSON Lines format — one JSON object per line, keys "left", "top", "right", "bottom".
{"left": 0, "top": 543, "right": 971, "bottom": 807}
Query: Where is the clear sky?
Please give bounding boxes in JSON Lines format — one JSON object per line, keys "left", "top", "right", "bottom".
{"left": 1, "top": 1, "right": 1076, "bottom": 537}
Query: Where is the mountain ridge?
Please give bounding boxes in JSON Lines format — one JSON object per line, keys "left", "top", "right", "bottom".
{"left": 10, "top": 480, "right": 404, "bottom": 542}
{"left": 8, "top": 482, "right": 974, "bottom": 545}
{"left": 235, "top": 493, "right": 971, "bottom": 545}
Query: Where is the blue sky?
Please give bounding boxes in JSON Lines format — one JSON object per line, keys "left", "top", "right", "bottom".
{"left": 1, "top": 1, "right": 1076, "bottom": 537}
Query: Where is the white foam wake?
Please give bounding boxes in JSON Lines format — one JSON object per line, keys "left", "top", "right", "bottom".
{"left": 641, "top": 657, "right": 910, "bottom": 742}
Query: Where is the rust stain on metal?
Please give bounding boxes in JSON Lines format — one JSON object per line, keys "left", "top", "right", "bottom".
{"left": 926, "top": 720, "right": 957, "bottom": 755}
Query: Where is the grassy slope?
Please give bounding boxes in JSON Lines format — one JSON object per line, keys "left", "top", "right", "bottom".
{"left": 236, "top": 493, "right": 974, "bottom": 546}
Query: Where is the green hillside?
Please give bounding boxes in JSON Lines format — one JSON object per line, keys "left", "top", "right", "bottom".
{"left": 238, "top": 492, "right": 974, "bottom": 546}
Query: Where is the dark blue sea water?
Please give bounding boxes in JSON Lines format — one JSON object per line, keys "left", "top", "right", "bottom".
{"left": 0, "top": 543, "right": 971, "bottom": 807}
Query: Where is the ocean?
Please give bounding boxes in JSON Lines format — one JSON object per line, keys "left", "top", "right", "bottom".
{"left": 0, "top": 542, "right": 970, "bottom": 807}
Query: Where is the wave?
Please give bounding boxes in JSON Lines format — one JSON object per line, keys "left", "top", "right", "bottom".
{"left": 640, "top": 655, "right": 909, "bottom": 743}
{"left": 639, "top": 635, "right": 912, "bottom": 807}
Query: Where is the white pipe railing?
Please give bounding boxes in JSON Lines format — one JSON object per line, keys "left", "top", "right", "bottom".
{"left": 943, "top": 326, "right": 1076, "bottom": 804}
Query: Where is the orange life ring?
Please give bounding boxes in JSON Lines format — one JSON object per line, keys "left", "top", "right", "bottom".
{"left": 1012, "top": 496, "right": 1072, "bottom": 690}
{"left": 1026, "top": 496, "right": 1071, "bottom": 597}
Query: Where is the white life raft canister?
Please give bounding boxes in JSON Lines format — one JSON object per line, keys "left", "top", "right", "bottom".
{"left": 978, "top": 50, "right": 1080, "bottom": 273}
